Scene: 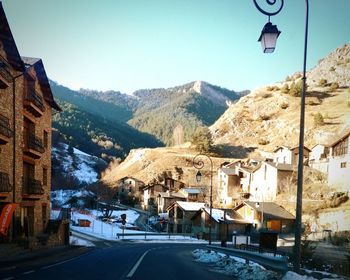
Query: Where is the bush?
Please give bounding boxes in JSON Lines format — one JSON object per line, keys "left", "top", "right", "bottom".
{"left": 258, "top": 139, "right": 269, "bottom": 145}
{"left": 318, "top": 78, "right": 327, "bottom": 87}
{"left": 281, "top": 84, "right": 290, "bottom": 94}
{"left": 280, "top": 102, "right": 289, "bottom": 109}
{"left": 289, "top": 80, "right": 303, "bottom": 97}
{"left": 348, "top": 101, "right": 350, "bottom": 107}
{"left": 285, "top": 75, "right": 292, "bottom": 82}
{"left": 259, "top": 114, "right": 270, "bottom": 121}
{"left": 329, "top": 66, "right": 336, "bottom": 71}
{"left": 330, "top": 82, "right": 339, "bottom": 91}
{"left": 313, "top": 112, "right": 324, "bottom": 127}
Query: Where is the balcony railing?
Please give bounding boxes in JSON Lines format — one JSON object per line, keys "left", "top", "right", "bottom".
{"left": 0, "top": 172, "right": 12, "bottom": 192}
{"left": 24, "top": 89, "right": 45, "bottom": 114}
{"left": 0, "top": 57, "right": 12, "bottom": 87}
{"left": 0, "top": 114, "right": 12, "bottom": 143}
{"left": 23, "top": 178, "right": 44, "bottom": 195}
{"left": 27, "top": 133, "right": 45, "bottom": 153}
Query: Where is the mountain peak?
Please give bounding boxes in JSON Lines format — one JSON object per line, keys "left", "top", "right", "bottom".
{"left": 192, "top": 81, "right": 206, "bottom": 94}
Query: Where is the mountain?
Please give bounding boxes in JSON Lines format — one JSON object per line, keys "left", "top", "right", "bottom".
{"left": 52, "top": 100, "right": 163, "bottom": 161}
{"left": 210, "top": 44, "right": 350, "bottom": 156}
{"left": 50, "top": 81, "right": 135, "bottom": 123}
{"left": 128, "top": 81, "right": 249, "bottom": 145}
{"left": 51, "top": 80, "right": 248, "bottom": 152}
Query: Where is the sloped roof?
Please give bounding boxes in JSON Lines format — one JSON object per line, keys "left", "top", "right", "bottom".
{"left": 191, "top": 207, "right": 251, "bottom": 224}
{"left": 21, "top": 56, "right": 61, "bottom": 111}
{"left": 158, "top": 191, "right": 185, "bottom": 199}
{"left": 167, "top": 201, "right": 205, "bottom": 212}
{"left": 180, "top": 188, "right": 201, "bottom": 194}
{"left": 264, "top": 161, "right": 294, "bottom": 171}
{"left": 220, "top": 168, "right": 237, "bottom": 176}
{"left": 330, "top": 131, "right": 350, "bottom": 147}
{"left": 0, "top": 3, "right": 24, "bottom": 72}
{"left": 236, "top": 201, "right": 295, "bottom": 220}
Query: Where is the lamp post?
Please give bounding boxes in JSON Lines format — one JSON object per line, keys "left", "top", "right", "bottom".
{"left": 193, "top": 153, "right": 213, "bottom": 245}
{"left": 253, "top": 0, "right": 309, "bottom": 273}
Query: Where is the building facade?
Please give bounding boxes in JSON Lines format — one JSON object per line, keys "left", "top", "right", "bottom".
{"left": 328, "top": 132, "right": 350, "bottom": 191}
{"left": 0, "top": 3, "right": 61, "bottom": 244}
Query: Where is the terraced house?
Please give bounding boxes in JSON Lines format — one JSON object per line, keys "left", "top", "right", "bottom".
{"left": 0, "top": 2, "right": 61, "bottom": 245}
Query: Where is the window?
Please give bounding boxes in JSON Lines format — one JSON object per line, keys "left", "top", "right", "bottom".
{"left": 43, "top": 167, "right": 48, "bottom": 185}
{"left": 341, "top": 162, "right": 347, "bottom": 168}
{"left": 43, "top": 130, "right": 48, "bottom": 149}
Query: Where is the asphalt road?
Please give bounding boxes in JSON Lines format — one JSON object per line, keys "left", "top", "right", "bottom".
{"left": 1, "top": 243, "right": 232, "bottom": 280}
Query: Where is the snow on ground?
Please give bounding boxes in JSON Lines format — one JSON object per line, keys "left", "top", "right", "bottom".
{"left": 69, "top": 236, "right": 95, "bottom": 247}
{"left": 192, "top": 249, "right": 347, "bottom": 280}
{"left": 52, "top": 143, "right": 99, "bottom": 184}
{"left": 51, "top": 189, "right": 95, "bottom": 208}
{"left": 61, "top": 208, "right": 201, "bottom": 242}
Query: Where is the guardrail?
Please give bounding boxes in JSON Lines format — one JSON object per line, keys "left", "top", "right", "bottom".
{"left": 116, "top": 232, "right": 196, "bottom": 240}
{"left": 207, "top": 245, "right": 289, "bottom": 272}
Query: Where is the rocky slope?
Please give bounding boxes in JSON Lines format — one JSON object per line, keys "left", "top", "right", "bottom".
{"left": 210, "top": 44, "right": 350, "bottom": 156}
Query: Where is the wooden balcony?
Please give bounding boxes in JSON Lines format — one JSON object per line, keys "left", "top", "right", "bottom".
{"left": 24, "top": 133, "right": 45, "bottom": 159}
{"left": 23, "top": 89, "right": 45, "bottom": 117}
{"left": 0, "top": 58, "right": 12, "bottom": 89}
{"left": 0, "top": 114, "right": 12, "bottom": 144}
{"left": 0, "top": 172, "right": 12, "bottom": 198}
{"left": 22, "top": 178, "right": 44, "bottom": 199}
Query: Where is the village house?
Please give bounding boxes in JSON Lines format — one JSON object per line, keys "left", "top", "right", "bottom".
{"left": 273, "top": 145, "right": 310, "bottom": 165}
{"left": 309, "top": 144, "right": 330, "bottom": 174}
{"left": 217, "top": 161, "right": 241, "bottom": 206}
{"left": 141, "top": 183, "right": 168, "bottom": 213}
{"left": 248, "top": 161, "right": 295, "bottom": 202}
{"left": 0, "top": 3, "right": 62, "bottom": 246}
{"left": 233, "top": 201, "right": 295, "bottom": 233}
{"left": 156, "top": 191, "right": 185, "bottom": 214}
{"left": 166, "top": 201, "right": 204, "bottom": 234}
{"left": 115, "top": 176, "right": 145, "bottom": 204}
{"left": 191, "top": 207, "right": 250, "bottom": 241}
{"left": 328, "top": 131, "right": 350, "bottom": 191}
{"left": 164, "top": 177, "right": 185, "bottom": 191}
{"left": 178, "top": 187, "right": 205, "bottom": 202}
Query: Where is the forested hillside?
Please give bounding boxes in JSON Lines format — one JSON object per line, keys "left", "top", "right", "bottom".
{"left": 52, "top": 100, "right": 162, "bottom": 161}
{"left": 50, "top": 81, "right": 135, "bottom": 123}
{"left": 129, "top": 81, "right": 248, "bottom": 145}
{"left": 50, "top": 80, "right": 247, "bottom": 148}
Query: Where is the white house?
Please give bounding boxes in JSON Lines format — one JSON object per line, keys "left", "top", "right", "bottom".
{"left": 249, "top": 161, "right": 295, "bottom": 202}
{"left": 309, "top": 144, "right": 330, "bottom": 174}
{"left": 273, "top": 145, "right": 310, "bottom": 165}
{"left": 328, "top": 132, "right": 350, "bottom": 191}
{"left": 217, "top": 161, "right": 241, "bottom": 206}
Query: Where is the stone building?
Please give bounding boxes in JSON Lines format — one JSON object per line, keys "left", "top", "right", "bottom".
{"left": 0, "top": 2, "right": 61, "bottom": 245}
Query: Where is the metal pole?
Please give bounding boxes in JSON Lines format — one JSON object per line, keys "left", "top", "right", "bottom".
{"left": 252, "top": 0, "right": 309, "bottom": 272}
{"left": 294, "top": 0, "right": 309, "bottom": 273}
{"left": 193, "top": 154, "right": 213, "bottom": 245}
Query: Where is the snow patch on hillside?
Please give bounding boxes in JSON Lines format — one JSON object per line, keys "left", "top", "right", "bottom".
{"left": 52, "top": 143, "right": 101, "bottom": 184}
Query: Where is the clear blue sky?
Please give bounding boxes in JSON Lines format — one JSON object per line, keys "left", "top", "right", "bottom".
{"left": 2, "top": 0, "right": 350, "bottom": 94}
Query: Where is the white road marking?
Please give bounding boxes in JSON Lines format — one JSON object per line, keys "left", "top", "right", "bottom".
{"left": 2, "top": 277, "right": 15, "bottom": 280}
{"left": 103, "top": 242, "right": 112, "bottom": 247}
{"left": 22, "top": 270, "right": 35, "bottom": 275}
{"left": 126, "top": 250, "right": 150, "bottom": 278}
{"left": 40, "top": 255, "right": 81, "bottom": 270}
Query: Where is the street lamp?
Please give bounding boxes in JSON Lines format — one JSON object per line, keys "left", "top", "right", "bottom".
{"left": 253, "top": 0, "right": 309, "bottom": 273}
{"left": 193, "top": 153, "right": 213, "bottom": 245}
